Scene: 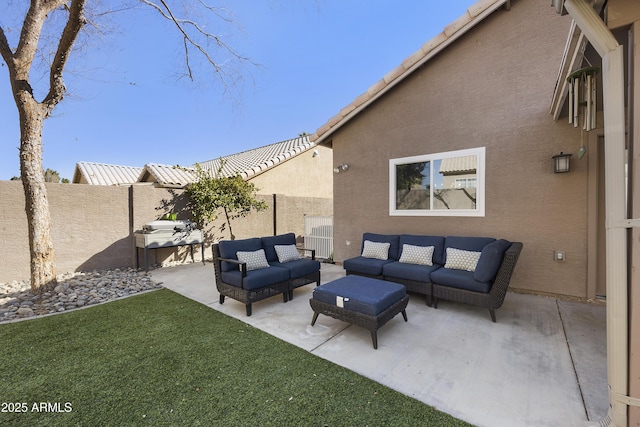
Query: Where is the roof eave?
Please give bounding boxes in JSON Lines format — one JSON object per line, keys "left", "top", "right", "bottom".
{"left": 549, "top": 20, "right": 587, "bottom": 120}
{"left": 549, "top": 1, "right": 607, "bottom": 121}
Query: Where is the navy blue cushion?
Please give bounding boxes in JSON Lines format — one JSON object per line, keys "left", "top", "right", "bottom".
{"left": 474, "top": 239, "right": 512, "bottom": 282}
{"left": 218, "top": 238, "right": 263, "bottom": 272}
{"left": 362, "top": 233, "right": 400, "bottom": 260}
{"left": 261, "top": 233, "right": 297, "bottom": 263}
{"left": 269, "top": 258, "right": 320, "bottom": 279}
{"left": 221, "top": 266, "right": 289, "bottom": 290}
{"left": 399, "top": 235, "right": 445, "bottom": 265}
{"left": 312, "top": 276, "right": 406, "bottom": 316}
{"left": 443, "top": 237, "right": 496, "bottom": 267}
{"left": 382, "top": 261, "right": 440, "bottom": 283}
{"left": 343, "top": 256, "right": 393, "bottom": 276}
{"left": 444, "top": 236, "right": 496, "bottom": 252}
{"left": 430, "top": 268, "right": 492, "bottom": 293}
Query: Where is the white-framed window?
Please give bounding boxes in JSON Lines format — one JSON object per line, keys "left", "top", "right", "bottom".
{"left": 389, "top": 147, "right": 485, "bottom": 217}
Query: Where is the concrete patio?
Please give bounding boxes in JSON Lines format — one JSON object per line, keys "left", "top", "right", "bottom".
{"left": 151, "top": 262, "right": 608, "bottom": 427}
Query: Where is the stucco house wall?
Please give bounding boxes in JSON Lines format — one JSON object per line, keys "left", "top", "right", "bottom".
{"left": 323, "top": 1, "right": 588, "bottom": 298}
{"left": 248, "top": 144, "right": 333, "bottom": 198}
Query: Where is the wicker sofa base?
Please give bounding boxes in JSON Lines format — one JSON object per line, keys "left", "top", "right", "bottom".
{"left": 216, "top": 281, "right": 289, "bottom": 317}
{"left": 289, "top": 270, "right": 321, "bottom": 300}
{"left": 431, "top": 242, "right": 524, "bottom": 322}
{"left": 310, "top": 294, "right": 409, "bottom": 349}
{"left": 383, "top": 277, "right": 432, "bottom": 306}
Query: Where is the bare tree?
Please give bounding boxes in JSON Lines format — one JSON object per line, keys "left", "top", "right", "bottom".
{"left": 0, "top": 1, "right": 252, "bottom": 292}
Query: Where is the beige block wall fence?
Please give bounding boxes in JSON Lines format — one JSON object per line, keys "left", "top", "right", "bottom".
{"left": 0, "top": 180, "right": 332, "bottom": 283}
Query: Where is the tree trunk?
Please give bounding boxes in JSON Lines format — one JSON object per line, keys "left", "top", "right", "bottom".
{"left": 0, "top": 0, "right": 87, "bottom": 293}
{"left": 224, "top": 207, "right": 235, "bottom": 240}
{"left": 19, "top": 100, "right": 57, "bottom": 293}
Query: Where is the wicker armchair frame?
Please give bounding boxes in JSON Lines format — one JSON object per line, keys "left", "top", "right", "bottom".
{"left": 212, "top": 244, "right": 289, "bottom": 316}
{"left": 289, "top": 270, "right": 321, "bottom": 300}
{"left": 286, "top": 247, "right": 321, "bottom": 300}
{"left": 310, "top": 294, "right": 410, "bottom": 349}
{"left": 432, "top": 242, "right": 523, "bottom": 322}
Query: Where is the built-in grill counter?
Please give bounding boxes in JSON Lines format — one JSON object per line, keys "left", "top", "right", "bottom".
{"left": 134, "top": 220, "right": 205, "bottom": 271}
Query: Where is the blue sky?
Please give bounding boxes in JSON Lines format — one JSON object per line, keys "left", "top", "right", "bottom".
{"left": 0, "top": 1, "right": 477, "bottom": 181}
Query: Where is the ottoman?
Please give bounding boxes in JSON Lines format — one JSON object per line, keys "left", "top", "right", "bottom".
{"left": 309, "top": 276, "right": 409, "bottom": 349}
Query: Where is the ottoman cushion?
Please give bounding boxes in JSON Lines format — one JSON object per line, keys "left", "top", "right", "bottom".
{"left": 312, "top": 276, "right": 406, "bottom": 316}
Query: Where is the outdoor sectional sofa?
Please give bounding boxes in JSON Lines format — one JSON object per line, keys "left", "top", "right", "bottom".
{"left": 212, "top": 233, "right": 321, "bottom": 316}
{"left": 343, "top": 233, "right": 523, "bottom": 322}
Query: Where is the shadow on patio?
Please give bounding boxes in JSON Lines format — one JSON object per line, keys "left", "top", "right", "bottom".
{"left": 152, "top": 262, "right": 607, "bottom": 427}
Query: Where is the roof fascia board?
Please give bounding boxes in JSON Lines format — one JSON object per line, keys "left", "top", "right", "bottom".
{"left": 550, "top": 21, "right": 588, "bottom": 120}
{"left": 313, "top": 0, "right": 509, "bottom": 145}
{"left": 550, "top": 1, "right": 609, "bottom": 121}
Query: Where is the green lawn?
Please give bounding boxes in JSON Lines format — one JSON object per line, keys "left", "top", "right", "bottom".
{"left": 0, "top": 289, "right": 472, "bottom": 426}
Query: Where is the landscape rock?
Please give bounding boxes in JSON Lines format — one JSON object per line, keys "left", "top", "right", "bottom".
{"left": 16, "top": 307, "right": 34, "bottom": 316}
{"left": 0, "top": 268, "right": 162, "bottom": 322}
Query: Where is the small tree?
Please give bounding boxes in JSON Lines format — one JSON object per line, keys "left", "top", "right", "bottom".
{"left": 44, "top": 168, "right": 61, "bottom": 183}
{"left": 185, "top": 163, "right": 267, "bottom": 240}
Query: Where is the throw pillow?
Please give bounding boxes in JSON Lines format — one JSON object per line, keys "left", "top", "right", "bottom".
{"left": 274, "top": 244, "right": 301, "bottom": 263}
{"left": 236, "top": 249, "right": 270, "bottom": 271}
{"left": 444, "top": 247, "right": 482, "bottom": 272}
{"left": 361, "top": 240, "right": 390, "bottom": 260}
{"left": 399, "top": 244, "right": 434, "bottom": 266}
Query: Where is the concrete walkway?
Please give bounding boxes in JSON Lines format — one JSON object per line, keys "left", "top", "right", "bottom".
{"left": 152, "top": 262, "right": 608, "bottom": 427}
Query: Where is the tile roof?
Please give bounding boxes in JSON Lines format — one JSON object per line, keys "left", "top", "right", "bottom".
{"left": 137, "top": 163, "right": 197, "bottom": 188}
{"left": 309, "top": 0, "right": 509, "bottom": 144}
{"left": 72, "top": 136, "right": 315, "bottom": 188}
{"left": 439, "top": 155, "right": 477, "bottom": 174}
{"left": 72, "top": 162, "right": 143, "bottom": 186}
{"left": 197, "top": 135, "right": 315, "bottom": 180}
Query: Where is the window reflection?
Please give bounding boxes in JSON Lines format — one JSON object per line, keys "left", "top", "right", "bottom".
{"left": 395, "top": 162, "right": 430, "bottom": 210}
{"left": 390, "top": 148, "right": 484, "bottom": 216}
{"left": 434, "top": 155, "right": 477, "bottom": 210}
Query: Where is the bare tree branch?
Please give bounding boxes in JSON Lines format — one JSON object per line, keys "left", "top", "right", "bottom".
{"left": 43, "top": 0, "right": 88, "bottom": 110}
{"left": 0, "top": 27, "right": 14, "bottom": 66}
{"left": 196, "top": 0, "right": 235, "bottom": 24}
{"left": 14, "top": 1, "right": 65, "bottom": 68}
{"left": 139, "top": 0, "right": 256, "bottom": 87}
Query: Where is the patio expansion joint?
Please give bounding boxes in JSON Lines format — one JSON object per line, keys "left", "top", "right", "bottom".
{"left": 309, "top": 324, "right": 352, "bottom": 353}
{"left": 557, "top": 299, "right": 591, "bottom": 421}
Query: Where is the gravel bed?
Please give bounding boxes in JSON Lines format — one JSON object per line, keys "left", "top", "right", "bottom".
{"left": 0, "top": 268, "right": 163, "bottom": 323}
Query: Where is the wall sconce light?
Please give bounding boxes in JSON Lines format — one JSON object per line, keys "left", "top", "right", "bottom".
{"left": 333, "top": 164, "right": 349, "bottom": 174}
{"left": 552, "top": 152, "right": 572, "bottom": 173}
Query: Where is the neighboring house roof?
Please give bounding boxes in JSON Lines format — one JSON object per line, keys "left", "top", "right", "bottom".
{"left": 72, "top": 135, "right": 316, "bottom": 188}
{"left": 309, "top": 0, "right": 510, "bottom": 144}
{"left": 439, "top": 156, "right": 477, "bottom": 174}
{"left": 137, "top": 163, "right": 197, "bottom": 188}
{"left": 198, "top": 135, "right": 315, "bottom": 180}
{"left": 72, "top": 162, "right": 143, "bottom": 185}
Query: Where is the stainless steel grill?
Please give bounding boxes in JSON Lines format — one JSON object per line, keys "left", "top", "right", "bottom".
{"left": 135, "top": 220, "right": 204, "bottom": 271}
